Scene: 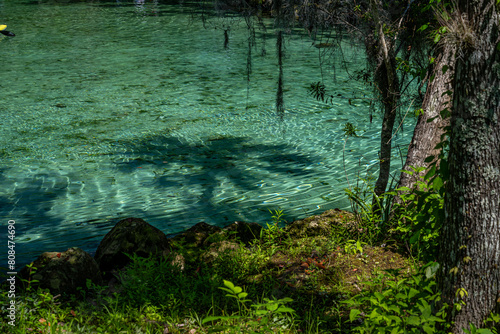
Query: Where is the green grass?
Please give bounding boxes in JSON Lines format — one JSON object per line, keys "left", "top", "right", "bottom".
{"left": 2, "top": 204, "right": 498, "bottom": 333}
{"left": 0, "top": 209, "right": 415, "bottom": 334}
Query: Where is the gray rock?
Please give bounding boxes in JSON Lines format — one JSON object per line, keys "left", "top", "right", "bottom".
{"left": 94, "top": 217, "right": 170, "bottom": 276}
{"left": 17, "top": 247, "right": 102, "bottom": 296}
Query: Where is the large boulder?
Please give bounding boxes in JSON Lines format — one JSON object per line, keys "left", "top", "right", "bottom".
{"left": 16, "top": 247, "right": 102, "bottom": 296}
{"left": 94, "top": 217, "right": 171, "bottom": 275}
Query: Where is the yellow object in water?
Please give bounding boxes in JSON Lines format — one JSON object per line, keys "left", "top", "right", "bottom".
{"left": 0, "top": 25, "right": 15, "bottom": 37}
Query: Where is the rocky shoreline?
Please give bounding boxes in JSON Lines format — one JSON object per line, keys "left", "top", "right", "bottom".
{"left": 6, "top": 209, "right": 355, "bottom": 297}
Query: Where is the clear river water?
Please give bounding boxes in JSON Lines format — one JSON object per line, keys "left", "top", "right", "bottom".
{"left": 0, "top": 0, "right": 415, "bottom": 269}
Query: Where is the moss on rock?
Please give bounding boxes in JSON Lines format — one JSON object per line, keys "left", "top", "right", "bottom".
{"left": 285, "top": 209, "right": 356, "bottom": 238}
{"left": 94, "top": 217, "right": 171, "bottom": 276}
{"left": 17, "top": 247, "right": 102, "bottom": 296}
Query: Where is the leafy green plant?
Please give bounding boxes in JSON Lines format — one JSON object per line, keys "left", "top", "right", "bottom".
{"left": 342, "top": 262, "right": 448, "bottom": 334}
{"left": 464, "top": 313, "right": 500, "bottom": 334}
{"left": 19, "top": 262, "right": 39, "bottom": 292}
{"left": 117, "top": 252, "right": 216, "bottom": 312}
{"left": 269, "top": 208, "right": 285, "bottom": 226}
{"left": 202, "top": 280, "right": 295, "bottom": 333}
{"left": 343, "top": 173, "right": 391, "bottom": 244}
{"left": 387, "top": 105, "right": 450, "bottom": 261}
{"left": 344, "top": 240, "right": 365, "bottom": 255}
{"left": 257, "top": 209, "right": 287, "bottom": 255}
{"left": 387, "top": 164, "right": 445, "bottom": 261}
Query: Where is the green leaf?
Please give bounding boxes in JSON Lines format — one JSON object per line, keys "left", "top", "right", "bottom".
{"left": 350, "top": 309, "right": 362, "bottom": 322}
{"left": 388, "top": 305, "right": 400, "bottom": 314}
{"left": 276, "top": 307, "right": 295, "bottom": 313}
{"left": 391, "top": 327, "right": 401, "bottom": 334}
{"left": 418, "top": 23, "right": 429, "bottom": 32}
{"left": 425, "top": 164, "right": 437, "bottom": 180}
{"left": 219, "top": 287, "right": 234, "bottom": 294}
{"left": 408, "top": 288, "right": 420, "bottom": 299}
{"left": 476, "top": 329, "right": 494, "bottom": 334}
{"left": 428, "top": 315, "right": 446, "bottom": 322}
{"left": 488, "top": 312, "right": 500, "bottom": 322}
{"left": 422, "top": 324, "right": 434, "bottom": 334}
{"left": 418, "top": 300, "right": 432, "bottom": 319}
{"left": 278, "top": 297, "right": 293, "bottom": 303}
{"left": 395, "top": 293, "right": 407, "bottom": 300}
{"left": 424, "top": 155, "right": 435, "bottom": 163}
{"left": 388, "top": 315, "right": 402, "bottom": 324}
{"left": 432, "top": 176, "right": 444, "bottom": 191}
{"left": 425, "top": 266, "right": 435, "bottom": 279}
{"left": 407, "top": 316, "right": 421, "bottom": 326}
{"left": 397, "top": 301, "right": 409, "bottom": 308}
{"left": 266, "top": 302, "right": 279, "bottom": 312}
{"left": 374, "top": 292, "right": 385, "bottom": 302}
{"left": 369, "top": 308, "right": 380, "bottom": 320}
{"left": 237, "top": 292, "right": 248, "bottom": 299}
{"left": 422, "top": 306, "right": 432, "bottom": 319}
{"left": 223, "top": 280, "right": 235, "bottom": 290}
{"left": 233, "top": 286, "right": 242, "bottom": 294}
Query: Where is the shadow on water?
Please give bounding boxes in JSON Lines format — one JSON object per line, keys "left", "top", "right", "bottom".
{"left": 112, "top": 132, "right": 321, "bottom": 222}
{"left": 0, "top": 132, "right": 326, "bottom": 269}
{"left": 0, "top": 167, "right": 83, "bottom": 270}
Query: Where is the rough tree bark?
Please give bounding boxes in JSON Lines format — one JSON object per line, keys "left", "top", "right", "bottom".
{"left": 438, "top": 1, "right": 500, "bottom": 332}
{"left": 396, "top": 44, "right": 454, "bottom": 195}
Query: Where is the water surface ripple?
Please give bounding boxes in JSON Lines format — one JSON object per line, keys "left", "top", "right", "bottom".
{"left": 0, "top": 1, "right": 415, "bottom": 267}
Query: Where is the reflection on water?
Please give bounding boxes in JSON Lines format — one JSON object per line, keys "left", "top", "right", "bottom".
{"left": 0, "top": 0, "right": 415, "bottom": 268}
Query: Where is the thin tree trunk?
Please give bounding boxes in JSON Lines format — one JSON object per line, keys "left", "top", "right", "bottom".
{"left": 368, "top": 0, "right": 400, "bottom": 211}
{"left": 438, "top": 1, "right": 500, "bottom": 332}
{"left": 373, "top": 94, "right": 397, "bottom": 198}
{"left": 275, "top": 0, "right": 285, "bottom": 121}
{"left": 396, "top": 44, "right": 454, "bottom": 197}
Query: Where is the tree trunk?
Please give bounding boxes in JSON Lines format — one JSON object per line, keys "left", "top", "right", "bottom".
{"left": 438, "top": 1, "right": 500, "bottom": 332}
{"left": 368, "top": 0, "right": 400, "bottom": 211}
{"left": 373, "top": 90, "right": 397, "bottom": 199}
{"left": 396, "top": 44, "right": 454, "bottom": 195}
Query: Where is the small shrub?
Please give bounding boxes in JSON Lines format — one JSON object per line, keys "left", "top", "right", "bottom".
{"left": 203, "top": 280, "right": 296, "bottom": 333}
{"left": 342, "top": 262, "right": 448, "bottom": 334}
{"left": 387, "top": 165, "right": 445, "bottom": 261}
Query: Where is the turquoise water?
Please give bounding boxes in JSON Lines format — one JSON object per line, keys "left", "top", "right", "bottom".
{"left": 0, "top": 0, "right": 414, "bottom": 269}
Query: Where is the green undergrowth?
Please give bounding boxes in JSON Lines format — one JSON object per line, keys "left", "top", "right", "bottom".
{"left": 1, "top": 204, "right": 498, "bottom": 333}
